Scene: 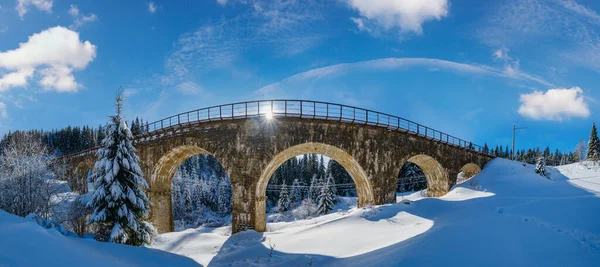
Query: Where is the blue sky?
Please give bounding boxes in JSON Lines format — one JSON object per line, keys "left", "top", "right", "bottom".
{"left": 0, "top": 0, "right": 599, "bottom": 152}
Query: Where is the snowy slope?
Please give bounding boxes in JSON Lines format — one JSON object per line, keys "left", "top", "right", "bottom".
{"left": 0, "top": 210, "right": 198, "bottom": 267}
{"left": 151, "top": 158, "right": 600, "bottom": 266}
{"left": 556, "top": 162, "right": 600, "bottom": 194}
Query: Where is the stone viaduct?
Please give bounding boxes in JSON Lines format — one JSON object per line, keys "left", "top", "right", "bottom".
{"left": 57, "top": 100, "right": 494, "bottom": 234}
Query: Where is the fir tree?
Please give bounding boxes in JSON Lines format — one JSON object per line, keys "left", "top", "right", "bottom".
{"left": 535, "top": 157, "right": 548, "bottom": 177}
{"left": 277, "top": 182, "right": 291, "bottom": 212}
{"left": 308, "top": 174, "right": 320, "bottom": 202}
{"left": 587, "top": 123, "right": 600, "bottom": 162}
{"left": 87, "top": 91, "right": 155, "bottom": 246}
{"left": 316, "top": 176, "right": 335, "bottom": 215}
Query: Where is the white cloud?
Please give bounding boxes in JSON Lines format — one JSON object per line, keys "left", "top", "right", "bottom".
{"left": 216, "top": 0, "right": 227, "bottom": 5}
{"left": 148, "top": 2, "right": 157, "bottom": 13}
{"left": 0, "top": 26, "right": 7, "bottom": 34}
{"left": 68, "top": 5, "right": 97, "bottom": 29}
{"left": 68, "top": 4, "right": 78, "bottom": 16}
{"left": 518, "top": 87, "right": 590, "bottom": 120}
{"left": 345, "top": 0, "right": 449, "bottom": 35}
{"left": 493, "top": 48, "right": 509, "bottom": 60}
{"left": 0, "top": 26, "right": 96, "bottom": 92}
{"left": 256, "top": 57, "right": 554, "bottom": 96}
{"left": 16, "top": 0, "right": 53, "bottom": 19}
{"left": 0, "top": 102, "right": 7, "bottom": 119}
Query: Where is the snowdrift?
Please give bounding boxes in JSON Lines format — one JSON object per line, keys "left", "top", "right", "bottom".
{"left": 153, "top": 159, "right": 600, "bottom": 266}
{"left": 0, "top": 209, "right": 198, "bottom": 267}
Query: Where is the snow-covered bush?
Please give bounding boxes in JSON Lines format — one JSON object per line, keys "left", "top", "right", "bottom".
{"left": 535, "top": 157, "right": 548, "bottom": 178}
{"left": 0, "top": 132, "right": 58, "bottom": 218}
{"left": 65, "top": 196, "right": 91, "bottom": 237}
{"left": 87, "top": 93, "right": 155, "bottom": 246}
{"left": 291, "top": 198, "right": 318, "bottom": 219}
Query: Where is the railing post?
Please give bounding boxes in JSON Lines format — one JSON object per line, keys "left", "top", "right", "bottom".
{"left": 231, "top": 105, "right": 234, "bottom": 119}
{"left": 178, "top": 114, "right": 180, "bottom": 125}
{"left": 313, "top": 102, "right": 316, "bottom": 119}
{"left": 219, "top": 106, "right": 223, "bottom": 120}
{"left": 245, "top": 102, "right": 248, "bottom": 118}
{"left": 285, "top": 100, "right": 287, "bottom": 116}
{"left": 326, "top": 104, "right": 329, "bottom": 120}
{"left": 300, "top": 100, "right": 303, "bottom": 117}
{"left": 339, "top": 105, "right": 342, "bottom": 121}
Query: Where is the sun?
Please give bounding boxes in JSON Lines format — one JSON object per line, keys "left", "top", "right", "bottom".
{"left": 265, "top": 110, "right": 273, "bottom": 120}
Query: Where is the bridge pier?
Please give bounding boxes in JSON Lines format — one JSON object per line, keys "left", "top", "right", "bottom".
{"left": 148, "top": 189, "right": 174, "bottom": 233}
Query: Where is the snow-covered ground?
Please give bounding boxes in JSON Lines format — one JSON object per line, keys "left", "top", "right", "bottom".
{"left": 151, "top": 159, "right": 600, "bottom": 266}
{"left": 0, "top": 209, "right": 198, "bottom": 266}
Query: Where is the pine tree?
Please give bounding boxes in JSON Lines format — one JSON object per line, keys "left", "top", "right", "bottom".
{"left": 277, "top": 182, "right": 291, "bottom": 212}
{"left": 587, "top": 123, "right": 600, "bottom": 162}
{"left": 87, "top": 91, "right": 155, "bottom": 246}
{"left": 316, "top": 176, "right": 335, "bottom": 215}
{"left": 535, "top": 157, "right": 548, "bottom": 177}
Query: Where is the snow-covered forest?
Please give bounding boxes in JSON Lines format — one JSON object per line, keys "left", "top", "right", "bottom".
{"left": 170, "top": 155, "right": 232, "bottom": 231}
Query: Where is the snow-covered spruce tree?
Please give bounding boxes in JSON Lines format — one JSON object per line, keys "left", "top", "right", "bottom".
{"left": 87, "top": 91, "right": 155, "bottom": 246}
{"left": 587, "top": 123, "right": 599, "bottom": 162}
{"left": 277, "top": 182, "right": 291, "bottom": 212}
{"left": 316, "top": 176, "right": 335, "bottom": 215}
{"left": 308, "top": 174, "right": 320, "bottom": 202}
{"left": 535, "top": 157, "right": 548, "bottom": 177}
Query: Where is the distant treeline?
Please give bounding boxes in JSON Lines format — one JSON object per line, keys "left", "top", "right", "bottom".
{"left": 484, "top": 144, "right": 580, "bottom": 166}
{"left": 0, "top": 118, "right": 146, "bottom": 156}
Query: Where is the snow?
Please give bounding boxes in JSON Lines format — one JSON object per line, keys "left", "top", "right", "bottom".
{"left": 150, "top": 159, "right": 600, "bottom": 266}
{"left": 0, "top": 209, "right": 197, "bottom": 266}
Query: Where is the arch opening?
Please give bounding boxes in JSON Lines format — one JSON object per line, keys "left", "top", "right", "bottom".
{"left": 405, "top": 154, "right": 449, "bottom": 198}
{"left": 396, "top": 162, "right": 427, "bottom": 202}
{"left": 255, "top": 142, "right": 373, "bottom": 232}
{"left": 150, "top": 145, "right": 231, "bottom": 234}
{"left": 264, "top": 154, "right": 358, "bottom": 225}
{"left": 457, "top": 163, "right": 482, "bottom": 184}
{"left": 171, "top": 154, "right": 231, "bottom": 232}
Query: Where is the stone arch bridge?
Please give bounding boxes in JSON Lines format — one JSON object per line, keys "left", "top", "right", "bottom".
{"left": 57, "top": 100, "right": 494, "bottom": 234}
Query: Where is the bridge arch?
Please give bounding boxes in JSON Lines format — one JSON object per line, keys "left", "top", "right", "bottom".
{"left": 149, "top": 144, "right": 230, "bottom": 233}
{"left": 406, "top": 154, "right": 448, "bottom": 197}
{"left": 255, "top": 142, "right": 374, "bottom": 232}
{"left": 459, "top": 163, "right": 482, "bottom": 181}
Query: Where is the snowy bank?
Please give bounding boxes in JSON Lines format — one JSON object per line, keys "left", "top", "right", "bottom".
{"left": 0, "top": 209, "right": 198, "bottom": 266}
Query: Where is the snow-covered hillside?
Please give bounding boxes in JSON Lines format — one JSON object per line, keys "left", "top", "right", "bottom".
{"left": 0, "top": 209, "right": 198, "bottom": 266}
{"left": 152, "top": 159, "right": 600, "bottom": 266}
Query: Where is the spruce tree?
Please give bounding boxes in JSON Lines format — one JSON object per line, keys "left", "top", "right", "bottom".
{"left": 535, "top": 157, "right": 548, "bottom": 177}
{"left": 587, "top": 123, "right": 599, "bottom": 162}
{"left": 316, "top": 176, "right": 335, "bottom": 215}
{"left": 277, "top": 182, "right": 291, "bottom": 212}
{"left": 88, "top": 91, "right": 155, "bottom": 246}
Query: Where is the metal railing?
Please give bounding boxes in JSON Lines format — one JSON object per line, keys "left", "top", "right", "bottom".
{"left": 60, "top": 99, "right": 492, "bottom": 159}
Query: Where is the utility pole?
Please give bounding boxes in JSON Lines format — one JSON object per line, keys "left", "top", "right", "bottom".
{"left": 512, "top": 124, "right": 527, "bottom": 160}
